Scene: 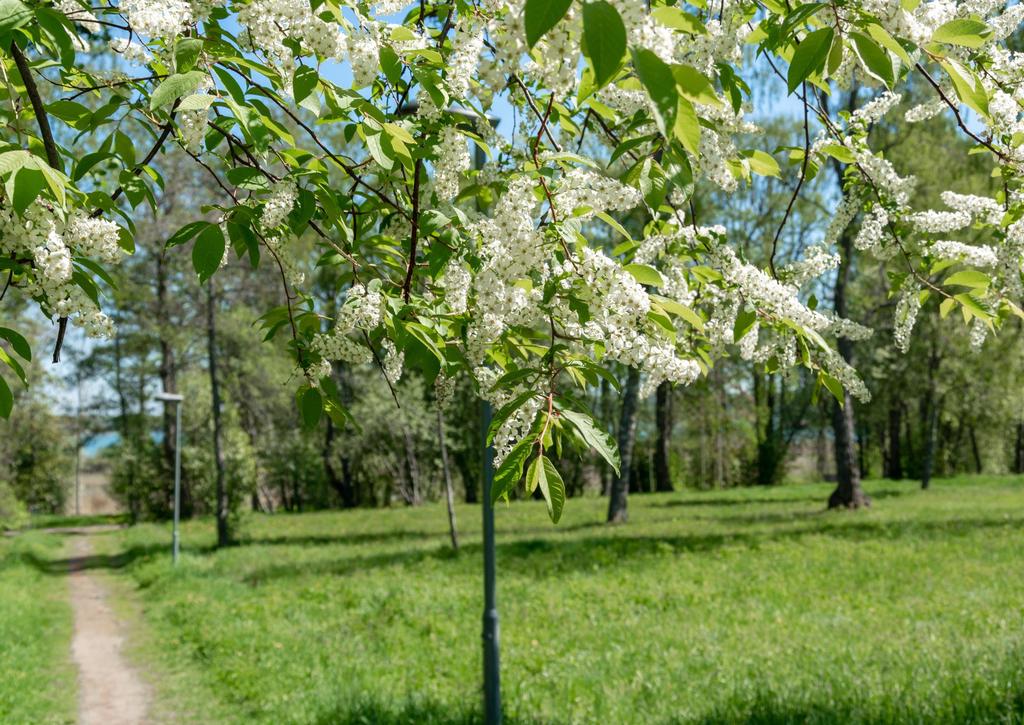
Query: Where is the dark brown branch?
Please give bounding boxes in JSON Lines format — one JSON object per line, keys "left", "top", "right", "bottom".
{"left": 11, "top": 41, "right": 70, "bottom": 362}
{"left": 10, "top": 42, "right": 61, "bottom": 170}
{"left": 769, "top": 82, "right": 811, "bottom": 277}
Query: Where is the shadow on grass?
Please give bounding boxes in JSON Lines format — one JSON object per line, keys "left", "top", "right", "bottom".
{"left": 306, "top": 680, "right": 1024, "bottom": 725}
{"left": 651, "top": 485, "right": 914, "bottom": 510}
{"left": 236, "top": 529, "right": 441, "bottom": 548}
{"left": 232, "top": 513, "right": 1024, "bottom": 585}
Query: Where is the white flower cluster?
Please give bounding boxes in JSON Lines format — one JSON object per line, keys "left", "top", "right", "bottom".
{"left": 345, "top": 32, "right": 380, "bottom": 88}
{"left": 552, "top": 167, "right": 641, "bottom": 220}
{"left": 447, "top": 22, "right": 484, "bottom": 100}
{"left": 238, "top": 0, "right": 342, "bottom": 80}
{"left": 260, "top": 182, "right": 305, "bottom": 287}
{"left": 178, "top": 109, "right": 209, "bottom": 153}
{"left": 893, "top": 281, "right": 921, "bottom": 354}
{"left": 109, "top": 37, "right": 151, "bottom": 64}
{"left": 381, "top": 339, "right": 404, "bottom": 385}
{"left": 930, "top": 240, "right": 999, "bottom": 267}
{"left": 311, "top": 284, "right": 384, "bottom": 365}
{"left": 780, "top": 244, "right": 840, "bottom": 287}
{"left": 0, "top": 205, "right": 123, "bottom": 338}
{"left": 120, "top": 0, "right": 195, "bottom": 39}
{"left": 434, "top": 127, "right": 470, "bottom": 202}
{"left": 261, "top": 181, "right": 297, "bottom": 230}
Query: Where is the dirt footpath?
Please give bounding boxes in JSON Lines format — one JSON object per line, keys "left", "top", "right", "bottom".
{"left": 68, "top": 534, "right": 150, "bottom": 725}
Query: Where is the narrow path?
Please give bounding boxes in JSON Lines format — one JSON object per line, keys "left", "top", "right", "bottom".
{"left": 68, "top": 533, "right": 150, "bottom": 725}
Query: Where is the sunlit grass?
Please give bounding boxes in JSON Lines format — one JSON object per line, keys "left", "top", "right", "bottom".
{"left": 0, "top": 532, "right": 76, "bottom": 724}
{"left": 83, "top": 477, "right": 1024, "bottom": 722}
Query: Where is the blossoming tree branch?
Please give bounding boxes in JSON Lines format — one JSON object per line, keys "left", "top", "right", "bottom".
{"left": 2, "top": 0, "right": 1023, "bottom": 520}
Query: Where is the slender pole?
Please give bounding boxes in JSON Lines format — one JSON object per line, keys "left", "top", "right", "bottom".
{"left": 74, "top": 369, "right": 82, "bottom": 517}
{"left": 172, "top": 401, "right": 182, "bottom": 564}
{"left": 481, "top": 400, "right": 501, "bottom": 724}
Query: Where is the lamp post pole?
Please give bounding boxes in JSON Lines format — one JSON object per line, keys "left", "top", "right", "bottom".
{"left": 156, "top": 392, "right": 184, "bottom": 564}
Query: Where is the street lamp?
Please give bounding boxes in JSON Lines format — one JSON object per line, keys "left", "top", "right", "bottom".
{"left": 155, "top": 391, "right": 184, "bottom": 564}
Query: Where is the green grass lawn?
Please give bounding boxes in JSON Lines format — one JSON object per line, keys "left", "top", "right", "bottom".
{"left": 0, "top": 532, "right": 76, "bottom": 724}
{"left": 88, "top": 477, "right": 1024, "bottom": 723}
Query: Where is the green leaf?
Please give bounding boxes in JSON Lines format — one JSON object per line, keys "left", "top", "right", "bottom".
{"left": 525, "top": 0, "right": 573, "bottom": 49}
{"left": 301, "top": 387, "right": 322, "bottom": 428}
{"left": 167, "top": 220, "right": 211, "bottom": 248}
{"left": 672, "top": 64, "right": 720, "bottom": 107}
{"left": 174, "top": 37, "right": 203, "bottom": 73}
{"left": 850, "top": 31, "right": 895, "bottom": 88}
{"left": 0, "top": 0, "right": 32, "bottom": 35}
{"left": 0, "top": 374, "right": 11, "bottom": 419}
{"left": 293, "top": 65, "right": 319, "bottom": 103}
{"left": 191, "top": 223, "right": 224, "bottom": 282}
{"left": 582, "top": 1, "right": 626, "bottom": 89}
{"left": 11, "top": 167, "right": 45, "bottom": 215}
{"left": 787, "top": 27, "right": 834, "bottom": 93}
{"left": 674, "top": 96, "right": 701, "bottom": 157}
{"left": 932, "top": 18, "right": 992, "bottom": 48}
{"left": 944, "top": 269, "right": 990, "bottom": 289}
{"left": 624, "top": 263, "right": 664, "bottom": 287}
{"left": 650, "top": 294, "right": 705, "bottom": 331}
{"left": 744, "top": 150, "right": 780, "bottom": 177}
{"left": 651, "top": 6, "right": 706, "bottom": 34}
{"left": 176, "top": 94, "right": 214, "bottom": 112}
{"left": 734, "top": 308, "right": 757, "bottom": 342}
{"left": 0, "top": 327, "right": 31, "bottom": 360}
{"left": 150, "top": 71, "right": 206, "bottom": 111}
{"left": 534, "top": 456, "right": 566, "bottom": 523}
{"left": 820, "top": 372, "right": 844, "bottom": 406}
{"left": 632, "top": 47, "right": 678, "bottom": 140}
{"left": 491, "top": 436, "right": 533, "bottom": 503}
{"left": 559, "top": 408, "right": 619, "bottom": 474}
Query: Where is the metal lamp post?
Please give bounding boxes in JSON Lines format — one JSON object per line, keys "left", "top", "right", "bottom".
{"left": 155, "top": 392, "right": 184, "bottom": 564}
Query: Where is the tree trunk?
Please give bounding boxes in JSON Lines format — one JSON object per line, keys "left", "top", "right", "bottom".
{"left": 654, "top": 380, "right": 673, "bottom": 492}
{"left": 885, "top": 402, "right": 903, "bottom": 479}
{"left": 206, "top": 280, "right": 231, "bottom": 547}
{"left": 969, "top": 426, "right": 982, "bottom": 474}
{"left": 437, "top": 407, "right": 459, "bottom": 550}
{"left": 323, "top": 363, "right": 357, "bottom": 507}
{"left": 607, "top": 367, "right": 640, "bottom": 523}
{"left": 827, "top": 226, "right": 869, "bottom": 509}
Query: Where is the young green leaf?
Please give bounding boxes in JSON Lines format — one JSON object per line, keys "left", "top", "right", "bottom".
{"left": 301, "top": 387, "right": 322, "bottom": 428}
{"left": 150, "top": 71, "right": 206, "bottom": 110}
{"left": 524, "top": 0, "right": 573, "bottom": 49}
{"left": 787, "top": 27, "right": 834, "bottom": 93}
{"left": 0, "top": 374, "right": 11, "bottom": 419}
{"left": 491, "top": 437, "right": 533, "bottom": 503}
{"left": 582, "top": 1, "right": 626, "bottom": 89}
{"left": 192, "top": 223, "right": 225, "bottom": 282}
{"left": 850, "top": 32, "right": 895, "bottom": 88}
{"left": 174, "top": 37, "right": 203, "bottom": 73}
{"left": 932, "top": 18, "right": 992, "bottom": 48}
{"left": 632, "top": 47, "right": 678, "bottom": 139}
{"left": 0, "top": 328, "right": 30, "bottom": 360}
{"left": 0, "top": 0, "right": 32, "bottom": 35}
{"left": 540, "top": 456, "right": 566, "bottom": 523}
{"left": 559, "top": 408, "right": 620, "bottom": 474}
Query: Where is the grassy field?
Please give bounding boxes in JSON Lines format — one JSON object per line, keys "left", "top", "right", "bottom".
{"left": 91, "top": 476, "right": 1024, "bottom": 724}
{"left": 12, "top": 476, "right": 1024, "bottom": 724}
{"left": 0, "top": 532, "right": 77, "bottom": 724}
